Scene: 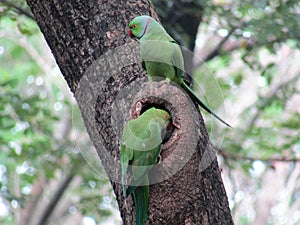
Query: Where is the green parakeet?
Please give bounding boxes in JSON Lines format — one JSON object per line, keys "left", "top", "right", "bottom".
{"left": 128, "top": 15, "right": 231, "bottom": 127}
{"left": 120, "top": 107, "right": 171, "bottom": 225}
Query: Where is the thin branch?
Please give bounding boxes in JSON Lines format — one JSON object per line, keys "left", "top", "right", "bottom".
{"left": 0, "top": 0, "right": 35, "bottom": 20}
{"left": 244, "top": 72, "right": 300, "bottom": 131}
{"left": 196, "top": 22, "right": 246, "bottom": 67}
{"left": 228, "top": 72, "right": 300, "bottom": 155}
{"left": 218, "top": 148, "right": 300, "bottom": 163}
{"left": 35, "top": 114, "right": 75, "bottom": 225}
{"left": 201, "top": 28, "right": 236, "bottom": 64}
{"left": 22, "top": 176, "right": 45, "bottom": 225}
{"left": 222, "top": 39, "right": 254, "bottom": 52}
{"left": 195, "top": 20, "right": 295, "bottom": 67}
{"left": 36, "top": 171, "right": 75, "bottom": 225}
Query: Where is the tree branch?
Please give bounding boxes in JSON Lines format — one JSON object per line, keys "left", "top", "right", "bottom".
{"left": 218, "top": 148, "right": 300, "bottom": 163}
{"left": 243, "top": 72, "right": 300, "bottom": 131}
{"left": 196, "top": 22, "right": 247, "bottom": 67}
{"left": 226, "top": 72, "right": 300, "bottom": 157}
{"left": 0, "top": 0, "right": 35, "bottom": 20}
{"left": 34, "top": 114, "right": 77, "bottom": 225}
{"left": 21, "top": 175, "right": 45, "bottom": 225}
{"left": 199, "top": 28, "right": 236, "bottom": 66}
{"left": 36, "top": 170, "right": 75, "bottom": 225}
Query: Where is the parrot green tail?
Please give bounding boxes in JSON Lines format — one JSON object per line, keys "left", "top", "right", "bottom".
{"left": 132, "top": 177, "right": 149, "bottom": 225}
{"left": 181, "top": 81, "right": 232, "bottom": 127}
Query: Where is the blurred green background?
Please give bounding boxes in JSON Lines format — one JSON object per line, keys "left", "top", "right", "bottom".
{"left": 1, "top": 0, "right": 300, "bottom": 225}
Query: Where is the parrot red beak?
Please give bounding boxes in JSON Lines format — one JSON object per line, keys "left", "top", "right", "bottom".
{"left": 167, "top": 122, "right": 172, "bottom": 130}
{"left": 128, "top": 29, "right": 133, "bottom": 38}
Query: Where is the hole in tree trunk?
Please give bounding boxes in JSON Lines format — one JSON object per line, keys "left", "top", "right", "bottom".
{"left": 130, "top": 97, "right": 177, "bottom": 146}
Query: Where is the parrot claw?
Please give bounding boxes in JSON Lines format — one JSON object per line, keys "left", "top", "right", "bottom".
{"left": 157, "top": 154, "right": 162, "bottom": 163}
{"left": 135, "top": 102, "right": 142, "bottom": 114}
{"left": 165, "top": 78, "right": 171, "bottom": 84}
{"left": 158, "top": 79, "right": 170, "bottom": 85}
{"left": 173, "top": 122, "right": 181, "bottom": 130}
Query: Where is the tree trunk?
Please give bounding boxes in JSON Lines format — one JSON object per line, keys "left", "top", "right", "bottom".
{"left": 26, "top": 0, "right": 234, "bottom": 224}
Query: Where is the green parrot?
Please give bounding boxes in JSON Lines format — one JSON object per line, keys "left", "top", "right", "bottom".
{"left": 120, "top": 107, "right": 171, "bottom": 225}
{"left": 128, "top": 15, "right": 231, "bottom": 127}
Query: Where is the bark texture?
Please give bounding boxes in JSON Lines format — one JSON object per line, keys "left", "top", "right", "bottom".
{"left": 26, "top": 0, "right": 233, "bottom": 224}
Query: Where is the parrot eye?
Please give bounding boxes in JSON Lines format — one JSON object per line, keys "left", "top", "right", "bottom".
{"left": 132, "top": 24, "right": 137, "bottom": 28}
{"left": 164, "top": 114, "right": 169, "bottom": 120}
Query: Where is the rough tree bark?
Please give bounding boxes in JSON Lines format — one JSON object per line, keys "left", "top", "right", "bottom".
{"left": 26, "top": 0, "right": 233, "bottom": 224}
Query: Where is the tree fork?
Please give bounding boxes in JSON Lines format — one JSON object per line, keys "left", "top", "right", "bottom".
{"left": 26, "top": 0, "right": 233, "bottom": 224}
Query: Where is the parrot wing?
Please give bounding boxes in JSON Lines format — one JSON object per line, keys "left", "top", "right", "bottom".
{"left": 126, "top": 143, "right": 162, "bottom": 197}
{"left": 170, "top": 40, "right": 184, "bottom": 80}
{"left": 126, "top": 120, "right": 163, "bottom": 195}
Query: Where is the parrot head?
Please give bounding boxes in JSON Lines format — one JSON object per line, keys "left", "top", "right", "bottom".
{"left": 154, "top": 109, "right": 171, "bottom": 129}
{"left": 128, "top": 15, "right": 152, "bottom": 39}
{"left": 154, "top": 109, "right": 172, "bottom": 142}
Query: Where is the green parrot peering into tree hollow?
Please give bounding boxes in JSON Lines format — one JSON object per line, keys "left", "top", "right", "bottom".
{"left": 128, "top": 15, "right": 231, "bottom": 127}
{"left": 120, "top": 107, "right": 171, "bottom": 225}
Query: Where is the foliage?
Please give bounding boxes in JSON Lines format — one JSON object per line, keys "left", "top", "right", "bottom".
{"left": 199, "top": 0, "right": 300, "bottom": 156}
{"left": 205, "top": 0, "right": 300, "bottom": 59}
